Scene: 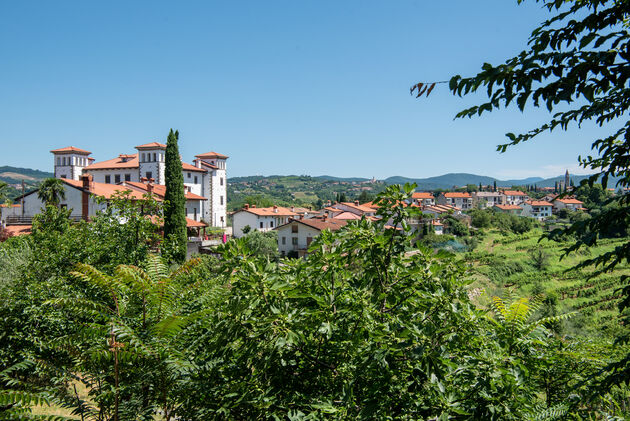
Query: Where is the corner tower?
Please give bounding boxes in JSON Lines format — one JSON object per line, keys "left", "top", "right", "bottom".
{"left": 194, "top": 151, "right": 228, "bottom": 228}
{"left": 135, "top": 142, "right": 166, "bottom": 184}
{"left": 51, "top": 146, "right": 92, "bottom": 180}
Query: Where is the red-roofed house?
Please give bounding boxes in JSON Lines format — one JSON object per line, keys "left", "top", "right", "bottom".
{"left": 521, "top": 200, "right": 553, "bottom": 220}
{"left": 411, "top": 192, "right": 435, "bottom": 206}
{"left": 553, "top": 197, "right": 585, "bottom": 212}
{"left": 275, "top": 217, "right": 348, "bottom": 257}
{"left": 502, "top": 190, "right": 529, "bottom": 206}
{"left": 232, "top": 204, "right": 298, "bottom": 237}
{"left": 437, "top": 192, "right": 473, "bottom": 210}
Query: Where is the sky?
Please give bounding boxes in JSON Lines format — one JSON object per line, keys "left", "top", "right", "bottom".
{"left": 0, "top": 1, "right": 607, "bottom": 180}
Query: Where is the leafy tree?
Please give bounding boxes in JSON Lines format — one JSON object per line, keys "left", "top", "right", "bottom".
{"left": 428, "top": 0, "right": 630, "bottom": 392}
{"left": 37, "top": 178, "right": 66, "bottom": 207}
{"left": 239, "top": 230, "right": 279, "bottom": 260}
{"left": 356, "top": 190, "right": 373, "bottom": 204}
{"left": 241, "top": 224, "right": 251, "bottom": 234}
{"left": 529, "top": 248, "right": 550, "bottom": 271}
{"left": 0, "top": 181, "right": 7, "bottom": 203}
{"left": 163, "top": 129, "right": 187, "bottom": 263}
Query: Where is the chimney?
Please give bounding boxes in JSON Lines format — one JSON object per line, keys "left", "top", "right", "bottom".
{"left": 81, "top": 174, "right": 93, "bottom": 221}
{"left": 322, "top": 214, "right": 327, "bottom": 221}
{"left": 149, "top": 178, "right": 155, "bottom": 183}
{"left": 326, "top": 200, "right": 332, "bottom": 207}
{"left": 354, "top": 200, "right": 359, "bottom": 206}
{"left": 252, "top": 204, "right": 256, "bottom": 208}
{"left": 273, "top": 205, "right": 278, "bottom": 213}
{"left": 244, "top": 203, "right": 249, "bottom": 210}
{"left": 141, "top": 177, "right": 148, "bottom": 183}
{"left": 299, "top": 214, "right": 304, "bottom": 220}
{"left": 290, "top": 206, "right": 295, "bottom": 212}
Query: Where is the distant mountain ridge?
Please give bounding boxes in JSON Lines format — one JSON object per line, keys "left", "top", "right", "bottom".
{"left": 0, "top": 166, "right": 53, "bottom": 184}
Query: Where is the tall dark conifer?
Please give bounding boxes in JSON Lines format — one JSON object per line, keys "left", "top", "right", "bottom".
{"left": 163, "top": 129, "right": 187, "bottom": 263}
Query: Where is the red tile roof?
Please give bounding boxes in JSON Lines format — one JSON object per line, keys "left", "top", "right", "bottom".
{"left": 287, "top": 218, "right": 348, "bottom": 232}
{"left": 240, "top": 206, "right": 298, "bottom": 217}
{"left": 182, "top": 162, "right": 206, "bottom": 173}
{"left": 0, "top": 204, "right": 20, "bottom": 208}
{"left": 186, "top": 218, "right": 207, "bottom": 228}
{"left": 443, "top": 192, "right": 471, "bottom": 198}
{"left": 86, "top": 154, "right": 140, "bottom": 170}
{"left": 526, "top": 200, "right": 553, "bottom": 206}
{"left": 555, "top": 198, "right": 583, "bottom": 204}
{"left": 412, "top": 192, "right": 434, "bottom": 199}
{"left": 135, "top": 142, "right": 166, "bottom": 149}
{"left": 200, "top": 161, "right": 218, "bottom": 170}
{"left": 195, "top": 151, "right": 229, "bottom": 159}
{"left": 124, "top": 182, "right": 206, "bottom": 201}
{"left": 338, "top": 202, "right": 376, "bottom": 213}
{"left": 63, "top": 179, "right": 147, "bottom": 200}
{"left": 332, "top": 211, "right": 361, "bottom": 220}
{"left": 503, "top": 190, "right": 528, "bottom": 196}
{"left": 50, "top": 146, "right": 92, "bottom": 154}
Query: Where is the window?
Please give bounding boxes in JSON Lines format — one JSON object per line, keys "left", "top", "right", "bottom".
{"left": 146, "top": 171, "right": 152, "bottom": 180}
{"left": 114, "top": 174, "right": 121, "bottom": 183}
{"left": 220, "top": 177, "right": 224, "bottom": 186}
{"left": 57, "top": 158, "right": 60, "bottom": 165}
{"left": 194, "top": 176, "right": 198, "bottom": 184}
{"left": 270, "top": 221, "right": 274, "bottom": 228}
{"left": 60, "top": 174, "right": 66, "bottom": 179}
{"left": 260, "top": 222, "right": 264, "bottom": 229}
{"left": 153, "top": 153, "right": 157, "bottom": 162}
{"left": 220, "top": 196, "right": 224, "bottom": 205}
{"left": 282, "top": 237, "right": 286, "bottom": 245}
{"left": 105, "top": 175, "right": 111, "bottom": 184}
{"left": 292, "top": 224, "right": 298, "bottom": 233}
{"left": 188, "top": 172, "right": 191, "bottom": 179}
{"left": 292, "top": 237, "right": 298, "bottom": 245}
{"left": 141, "top": 153, "right": 145, "bottom": 162}
{"left": 125, "top": 174, "right": 131, "bottom": 181}
{"left": 194, "top": 208, "right": 197, "bottom": 220}
{"left": 221, "top": 216, "right": 224, "bottom": 222}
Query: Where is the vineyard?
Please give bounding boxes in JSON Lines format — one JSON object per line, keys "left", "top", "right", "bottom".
{"left": 467, "top": 229, "right": 629, "bottom": 338}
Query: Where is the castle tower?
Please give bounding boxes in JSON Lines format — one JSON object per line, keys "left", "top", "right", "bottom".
{"left": 135, "top": 142, "right": 166, "bottom": 184}
{"left": 51, "top": 147, "right": 92, "bottom": 180}
{"left": 194, "top": 151, "right": 228, "bottom": 228}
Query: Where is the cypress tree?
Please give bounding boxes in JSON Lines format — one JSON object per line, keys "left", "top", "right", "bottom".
{"left": 163, "top": 129, "right": 187, "bottom": 263}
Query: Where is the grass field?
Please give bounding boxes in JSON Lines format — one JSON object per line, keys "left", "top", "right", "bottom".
{"left": 466, "top": 228, "right": 628, "bottom": 338}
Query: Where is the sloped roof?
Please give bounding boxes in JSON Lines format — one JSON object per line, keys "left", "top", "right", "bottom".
{"left": 526, "top": 200, "right": 553, "bottom": 206}
{"left": 279, "top": 218, "right": 348, "bottom": 232}
{"left": 238, "top": 206, "right": 298, "bottom": 217}
{"left": 503, "top": 190, "right": 528, "bottom": 196}
{"left": 4, "top": 225, "right": 32, "bottom": 236}
{"left": 554, "top": 198, "right": 584, "bottom": 204}
{"left": 195, "top": 151, "right": 229, "bottom": 159}
{"left": 337, "top": 202, "right": 376, "bottom": 213}
{"left": 412, "top": 192, "right": 434, "bottom": 199}
{"left": 135, "top": 142, "right": 166, "bottom": 149}
{"left": 443, "top": 192, "right": 471, "bottom": 198}
{"left": 332, "top": 211, "right": 361, "bottom": 220}
{"left": 124, "top": 182, "right": 206, "bottom": 201}
{"left": 63, "top": 179, "right": 147, "bottom": 200}
{"left": 182, "top": 162, "right": 206, "bottom": 173}
{"left": 50, "top": 146, "right": 92, "bottom": 154}
{"left": 86, "top": 154, "right": 140, "bottom": 170}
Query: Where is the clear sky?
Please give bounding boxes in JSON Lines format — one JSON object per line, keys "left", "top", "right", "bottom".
{"left": 0, "top": 1, "right": 605, "bottom": 179}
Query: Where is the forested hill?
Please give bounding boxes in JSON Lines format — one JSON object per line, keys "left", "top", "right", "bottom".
{"left": 0, "top": 166, "right": 53, "bottom": 199}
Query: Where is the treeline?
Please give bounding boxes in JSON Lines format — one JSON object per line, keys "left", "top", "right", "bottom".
{"left": 0, "top": 185, "right": 628, "bottom": 419}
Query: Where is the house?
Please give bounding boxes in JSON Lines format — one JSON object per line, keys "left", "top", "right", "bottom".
{"left": 521, "top": 200, "right": 553, "bottom": 220}
{"left": 232, "top": 204, "right": 298, "bottom": 237}
{"left": 275, "top": 217, "right": 347, "bottom": 257}
{"left": 431, "top": 220, "right": 444, "bottom": 235}
{"left": 436, "top": 192, "right": 472, "bottom": 210}
{"left": 493, "top": 204, "right": 522, "bottom": 215}
{"left": 553, "top": 197, "right": 585, "bottom": 212}
{"left": 51, "top": 143, "right": 228, "bottom": 227}
{"left": 411, "top": 192, "right": 435, "bottom": 206}
{"left": 420, "top": 204, "right": 460, "bottom": 218}
{"left": 502, "top": 190, "right": 529, "bottom": 206}
{"left": 473, "top": 192, "right": 504, "bottom": 208}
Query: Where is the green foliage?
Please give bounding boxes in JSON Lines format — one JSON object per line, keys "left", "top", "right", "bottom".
{"left": 163, "top": 129, "right": 187, "bottom": 263}
{"left": 37, "top": 178, "right": 65, "bottom": 207}
{"left": 529, "top": 248, "right": 551, "bottom": 271}
{"left": 239, "top": 229, "right": 279, "bottom": 260}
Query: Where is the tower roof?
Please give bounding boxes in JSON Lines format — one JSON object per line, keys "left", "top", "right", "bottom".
{"left": 135, "top": 142, "right": 166, "bottom": 150}
{"left": 50, "top": 146, "right": 92, "bottom": 155}
{"left": 195, "top": 151, "right": 229, "bottom": 159}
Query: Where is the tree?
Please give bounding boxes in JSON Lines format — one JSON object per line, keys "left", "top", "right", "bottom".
{"left": 493, "top": 180, "right": 497, "bottom": 192}
{"left": 0, "top": 181, "right": 7, "bottom": 203}
{"left": 356, "top": 190, "right": 373, "bottom": 204}
{"left": 163, "top": 129, "right": 187, "bottom": 263}
{"left": 37, "top": 178, "right": 65, "bottom": 207}
{"left": 416, "top": 0, "right": 630, "bottom": 395}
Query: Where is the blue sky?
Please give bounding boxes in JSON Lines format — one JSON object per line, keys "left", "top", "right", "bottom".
{"left": 0, "top": 1, "right": 605, "bottom": 179}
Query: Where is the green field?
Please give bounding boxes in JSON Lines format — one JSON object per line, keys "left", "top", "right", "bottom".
{"left": 466, "top": 228, "right": 628, "bottom": 338}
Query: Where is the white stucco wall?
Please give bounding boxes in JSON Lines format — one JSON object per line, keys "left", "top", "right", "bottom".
{"left": 87, "top": 169, "right": 140, "bottom": 184}
{"left": 276, "top": 222, "right": 321, "bottom": 256}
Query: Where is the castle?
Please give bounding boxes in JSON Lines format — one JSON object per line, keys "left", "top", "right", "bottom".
{"left": 49, "top": 142, "right": 228, "bottom": 227}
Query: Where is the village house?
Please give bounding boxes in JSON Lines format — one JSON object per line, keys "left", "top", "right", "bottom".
{"left": 502, "top": 190, "right": 529, "bottom": 206}
{"left": 552, "top": 197, "right": 585, "bottom": 212}
{"left": 437, "top": 192, "right": 472, "bottom": 210}
{"left": 521, "top": 200, "right": 553, "bottom": 220}
{"left": 411, "top": 192, "right": 435, "bottom": 206}
{"left": 275, "top": 217, "right": 348, "bottom": 257}
{"left": 472, "top": 191, "right": 504, "bottom": 208}
{"left": 330, "top": 201, "right": 377, "bottom": 217}
{"left": 232, "top": 204, "right": 298, "bottom": 237}
{"left": 51, "top": 144, "right": 228, "bottom": 227}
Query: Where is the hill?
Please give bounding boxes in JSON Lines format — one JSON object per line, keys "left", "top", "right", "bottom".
{"left": 0, "top": 166, "right": 53, "bottom": 200}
